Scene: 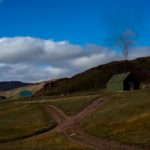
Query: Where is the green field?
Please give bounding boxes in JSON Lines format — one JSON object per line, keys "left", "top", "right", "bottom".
{"left": 81, "top": 89, "right": 150, "bottom": 146}
{"left": 0, "top": 102, "right": 56, "bottom": 142}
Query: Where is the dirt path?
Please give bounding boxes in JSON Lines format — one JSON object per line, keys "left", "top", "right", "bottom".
{"left": 44, "top": 105, "right": 69, "bottom": 124}
{"left": 52, "top": 96, "right": 111, "bottom": 132}
{"left": 43, "top": 96, "right": 149, "bottom": 150}
{"left": 1, "top": 96, "right": 149, "bottom": 150}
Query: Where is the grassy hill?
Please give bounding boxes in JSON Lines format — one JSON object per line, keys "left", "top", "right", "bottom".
{"left": 81, "top": 88, "right": 150, "bottom": 147}
{"left": 45, "top": 56, "right": 150, "bottom": 96}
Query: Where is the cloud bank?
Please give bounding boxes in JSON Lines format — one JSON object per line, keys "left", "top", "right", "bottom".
{"left": 0, "top": 37, "right": 150, "bottom": 82}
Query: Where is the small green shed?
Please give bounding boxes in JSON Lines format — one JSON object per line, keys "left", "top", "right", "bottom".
{"left": 107, "top": 72, "right": 140, "bottom": 92}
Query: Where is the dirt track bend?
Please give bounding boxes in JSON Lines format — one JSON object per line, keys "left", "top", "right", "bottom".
{"left": 42, "top": 96, "right": 149, "bottom": 150}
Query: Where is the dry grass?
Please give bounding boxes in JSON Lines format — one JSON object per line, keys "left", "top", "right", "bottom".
{"left": 0, "top": 132, "right": 88, "bottom": 150}
{"left": 0, "top": 101, "right": 56, "bottom": 142}
{"left": 81, "top": 88, "right": 150, "bottom": 147}
{"left": 45, "top": 94, "right": 100, "bottom": 116}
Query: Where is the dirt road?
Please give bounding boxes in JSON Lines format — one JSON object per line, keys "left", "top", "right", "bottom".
{"left": 1, "top": 96, "right": 149, "bottom": 150}
{"left": 43, "top": 96, "right": 149, "bottom": 150}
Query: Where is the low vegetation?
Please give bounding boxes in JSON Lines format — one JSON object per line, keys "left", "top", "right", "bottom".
{"left": 81, "top": 88, "right": 150, "bottom": 147}
{"left": 0, "top": 101, "right": 56, "bottom": 142}
{"left": 45, "top": 94, "right": 100, "bottom": 116}
{"left": 0, "top": 133, "right": 87, "bottom": 150}
{"left": 0, "top": 87, "right": 150, "bottom": 149}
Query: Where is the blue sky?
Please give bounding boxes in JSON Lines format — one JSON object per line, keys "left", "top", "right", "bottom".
{"left": 0, "top": 0, "right": 150, "bottom": 45}
{"left": 0, "top": 0, "right": 150, "bottom": 82}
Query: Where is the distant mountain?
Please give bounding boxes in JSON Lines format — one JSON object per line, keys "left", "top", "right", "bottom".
{"left": 0, "top": 81, "right": 30, "bottom": 92}
{"left": 43, "top": 56, "right": 150, "bottom": 96}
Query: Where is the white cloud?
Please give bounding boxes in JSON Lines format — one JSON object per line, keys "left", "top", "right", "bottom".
{"left": 70, "top": 46, "right": 122, "bottom": 70}
{"left": 129, "top": 47, "right": 150, "bottom": 59}
{"left": 0, "top": 37, "right": 82, "bottom": 64}
{"left": 70, "top": 46, "right": 150, "bottom": 70}
{"left": 0, "top": 37, "right": 149, "bottom": 82}
{"left": 0, "top": 63, "right": 70, "bottom": 82}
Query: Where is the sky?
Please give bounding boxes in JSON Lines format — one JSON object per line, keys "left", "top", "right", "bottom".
{"left": 0, "top": 0, "right": 150, "bottom": 82}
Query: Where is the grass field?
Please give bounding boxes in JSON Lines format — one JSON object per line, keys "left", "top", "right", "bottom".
{"left": 0, "top": 101, "right": 56, "bottom": 142}
{"left": 0, "top": 89, "right": 150, "bottom": 149}
{"left": 0, "top": 94, "right": 100, "bottom": 149}
{"left": 0, "top": 132, "right": 88, "bottom": 150}
{"left": 0, "top": 95, "right": 95, "bottom": 150}
{"left": 45, "top": 94, "right": 100, "bottom": 116}
{"left": 81, "top": 88, "right": 150, "bottom": 146}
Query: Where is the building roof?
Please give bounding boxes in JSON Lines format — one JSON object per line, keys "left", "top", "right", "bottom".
{"left": 107, "top": 72, "right": 131, "bottom": 84}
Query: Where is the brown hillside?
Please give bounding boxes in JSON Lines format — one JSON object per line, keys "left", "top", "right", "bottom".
{"left": 44, "top": 56, "right": 150, "bottom": 96}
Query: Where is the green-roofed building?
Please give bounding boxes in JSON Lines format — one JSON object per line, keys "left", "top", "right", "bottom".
{"left": 107, "top": 72, "right": 140, "bottom": 92}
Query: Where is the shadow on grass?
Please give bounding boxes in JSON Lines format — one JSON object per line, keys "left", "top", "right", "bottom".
{"left": 0, "top": 123, "right": 57, "bottom": 144}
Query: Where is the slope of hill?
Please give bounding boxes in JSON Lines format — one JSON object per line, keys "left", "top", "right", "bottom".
{"left": 33, "top": 78, "right": 69, "bottom": 97}
{"left": 0, "top": 81, "right": 30, "bottom": 92}
{"left": 81, "top": 88, "right": 150, "bottom": 147}
{"left": 45, "top": 56, "right": 150, "bottom": 96}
